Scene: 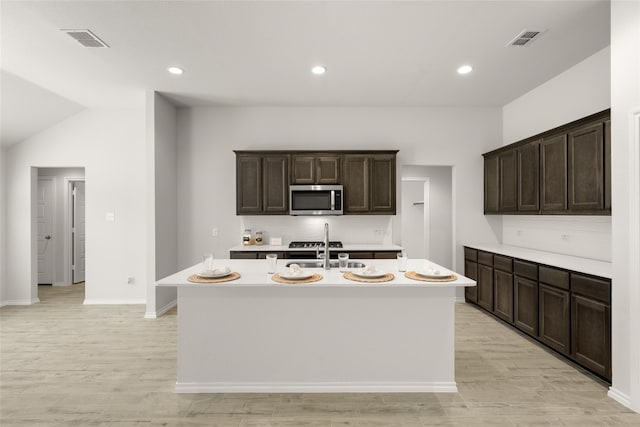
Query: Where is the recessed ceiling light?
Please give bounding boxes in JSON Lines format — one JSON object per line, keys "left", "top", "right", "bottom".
{"left": 311, "top": 65, "right": 327, "bottom": 75}
{"left": 168, "top": 67, "right": 184, "bottom": 75}
{"left": 457, "top": 65, "right": 473, "bottom": 75}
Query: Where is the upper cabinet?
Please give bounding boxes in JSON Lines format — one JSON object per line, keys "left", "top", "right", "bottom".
{"left": 291, "top": 155, "right": 341, "bottom": 184}
{"left": 484, "top": 110, "right": 610, "bottom": 216}
{"left": 236, "top": 150, "right": 397, "bottom": 216}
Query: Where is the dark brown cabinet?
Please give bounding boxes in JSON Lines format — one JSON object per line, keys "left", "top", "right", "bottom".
{"left": 291, "top": 155, "right": 341, "bottom": 184}
{"left": 568, "top": 122, "right": 604, "bottom": 211}
{"left": 571, "top": 274, "right": 611, "bottom": 379}
{"left": 514, "top": 260, "right": 538, "bottom": 337}
{"left": 230, "top": 249, "right": 398, "bottom": 260}
{"left": 236, "top": 153, "right": 289, "bottom": 215}
{"left": 499, "top": 151, "right": 517, "bottom": 212}
{"left": 464, "top": 246, "right": 611, "bottom": 382}
{"left": 484, "top": 155, "right": 499, "bottom": 214}
{"left": 517, "top": 141, "right": 540, "bottom": 212}
{"left": 483, "top": 110, "right": 610, "bottom": 215}
{"left": 343, "top": 153, "right": 397, "bottom": 214}
{"left": 493, "top": 255, "right": 514, "bottom": 323}
{"left": 477, "top": 252, "right": 494, "bottom": 312}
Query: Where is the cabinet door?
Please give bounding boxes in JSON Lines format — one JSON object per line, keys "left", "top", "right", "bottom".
{"left": 230, "top": 251, "right": 258, "bottom": 259}
{"left": 514, "top": 276, "right": 538, "bottom": 337}
{"left": 541, "top": 134, "right": 568, "bottom": 212}
{"left": 518, "top": 141, "right": 540, "bottom": 212}
{"left": 262, "top": 155, "right": 289, "bottom": 213}
{"left": 236, "top": 155, "right": 263, "bottom": 214}
{"left": 291, "top": 156, "right": 315, "bottom": 184}
{"left": 343, "top": 155, "right": 370, "bottom": 213}
{"left": 604, "top": 120, "right": 611, "bottom": 211}
{"left": 568, "top": 122, "right": 604, "bottom": 211}
{"left": 571, "top": 294, "right": 611, "bottom": 380}
{"left": 539, "top": 284, "right": 570, "bottom": 355}
{"left": 465, "top": 260, "right": 478, "bottom": 304}
{"left": 370, "top": 154, "right": 396, "bottom": 213}
{"left": 494, "top": 270, "right": 514, "bottom": 323}
{"left": 477, "top": 264, "right": 494, "bottom": 312}
{"left": 499, "top": 150, "right": 517, "bottom": 212}
{"left": 316, "top": 156, "right": 341, "bottom": 184}
{"left": 484, "top": 155, "right": 499, "bottom": 214}
{"left": 374, "top": 251, "right": 400, "bottom": 259}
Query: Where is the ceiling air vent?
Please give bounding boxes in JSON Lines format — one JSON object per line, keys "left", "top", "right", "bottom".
{"left": 507, "top": 30, "right": 545, "bottom": 47}
{"left": 62, "top": 29, "right": 110, "bottom": 48}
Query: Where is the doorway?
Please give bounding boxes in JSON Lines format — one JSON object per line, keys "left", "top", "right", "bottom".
{"left": 35, "top": 168, "right": 85, "bottom": 299}
{"left": 400, "top": 165, "right": 453, "bottom": 269}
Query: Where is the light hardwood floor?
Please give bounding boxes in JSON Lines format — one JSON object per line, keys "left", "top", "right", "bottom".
{"left": 1, "top": 284, "right": 639, "bottom": 426}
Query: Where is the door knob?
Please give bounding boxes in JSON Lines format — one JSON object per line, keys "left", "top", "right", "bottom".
{"left": 44, "top": 235, "right": 51, "bottom": 240}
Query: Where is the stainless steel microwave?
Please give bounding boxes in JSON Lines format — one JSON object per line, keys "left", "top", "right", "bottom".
{"left": 289, "top": 185, "right": 343, "bottom": 215}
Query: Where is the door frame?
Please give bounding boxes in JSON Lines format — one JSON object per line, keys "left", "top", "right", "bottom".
{"left": 64, "top": 177, "right": 86, "bottom": 286}
{"left": 36, "top": 176, "right": 56, "bottom": 286}
{"left": 400, "top": 177, "right": 430, "bottom": 259}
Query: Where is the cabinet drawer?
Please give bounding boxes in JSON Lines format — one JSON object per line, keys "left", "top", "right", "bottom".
{"left": 539, "top": 266, "right": 570, "bottom": 290}
{"left": 494, "top": 255, "right": 513, "bottom": 273}
{"left": 571, "top": 273, "right": 610, "bottom": 304}
{"left": 257, "top": 251, "right": 285, "bottom": 259}
{"left": 478, "top": 251, "right": 494, "bottom": 266}
{"left": 514, "top": 260, "right": 538, "bottom": 280}
{"left": 230, "top": 251, "right": 258, "bottom": 259}
{"left": 374, "top": 251, "right": 400, "bottom": 259}
{"left": 464, "top": 247, "right": 478, "bottom": 262}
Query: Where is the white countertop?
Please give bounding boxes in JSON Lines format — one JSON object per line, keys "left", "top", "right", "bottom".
{"left": 156, "top": 258, "right": 474, "bottom": 288}
{"left": 229, "top": 243, "right": 404, "bottom": 252}
{"left": 465, "top": 243, "right": 612, "bottom": 279}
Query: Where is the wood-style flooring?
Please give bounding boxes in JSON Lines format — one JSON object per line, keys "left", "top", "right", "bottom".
{"left": 1, "top": 284, "right": 639, "bottom": 426}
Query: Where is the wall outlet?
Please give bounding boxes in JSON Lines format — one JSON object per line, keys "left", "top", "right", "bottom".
{"left": 127, "top": 276, "right": 134, "bottom": 284}
{"left": 561, "top": 234, "right": 569, "bottom": 241}
{"left": 106, "top": 212, "right": 115, "bottom": 222}
{"left": 212, "top": 227, "right": 219, "bottom": 237}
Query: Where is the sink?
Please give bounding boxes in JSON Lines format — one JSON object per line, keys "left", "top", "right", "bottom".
{"left": 286, "top": 261, "right": 366, "bottom": 269}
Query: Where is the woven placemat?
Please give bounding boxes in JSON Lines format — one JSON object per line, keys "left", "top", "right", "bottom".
{"left": 404, "top": 271, "right": 457, "bottom": 282}
{"left": 187, "top": 272, "right": 241, "bottom": 284}
{"left": 271, "top": 273, "right": 323, "bottom": 284}
{"left": 343, "top": 271, "right": 395, "bottom": 283}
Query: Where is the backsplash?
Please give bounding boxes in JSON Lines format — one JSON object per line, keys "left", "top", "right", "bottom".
{"left": 240, "top": 216, "right": 394, "bottom": 246}
{"left": 502, "top": 215, "right": 611, "bottom": 262}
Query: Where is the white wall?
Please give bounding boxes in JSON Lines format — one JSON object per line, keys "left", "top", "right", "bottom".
{"left": 176, "top": 106, "right": 503, "bottom": 274}
{"left": 37, "top": 167, "right": 85, "bottom": 285}
{"left": 145, "top": 92, "right": 178, "bottom": 318}
{"left": 0, "top": 146, "right": 5, "bottom": 305}
{"left": 610, "top": 0, "right": 640, "bottom": 411}
{"left": 501, "top": 47, "right": 611, "bottom": 261}
{"left": 3, "top": 107, "right": 147, "bottom": 305}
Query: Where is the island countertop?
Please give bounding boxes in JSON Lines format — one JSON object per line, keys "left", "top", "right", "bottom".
{"left": 156, "top": 258, "right": 475, "bottom": 288}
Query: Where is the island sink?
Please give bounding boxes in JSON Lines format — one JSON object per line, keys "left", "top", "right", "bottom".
{"left": 286, "top": 261, "right": 366, "bottom": 269}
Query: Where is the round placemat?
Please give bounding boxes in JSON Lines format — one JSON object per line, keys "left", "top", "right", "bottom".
{"left": 343, "top": 271, "right": 395, "bottom": 283}
{"left": 187, "top": 272, "right": 241, "bottom": 283}
{"left": 271, "top": 273, "right": 323, "bottom": 284}
{"left": 404, "top": 271, "right": 457, "bottom": 282}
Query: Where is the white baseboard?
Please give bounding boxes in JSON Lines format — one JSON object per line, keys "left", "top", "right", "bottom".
{"left": 608, "top": 387, "right": 633, "bottom": 409}
{"left": 83, "top": 298, "right": 145, "bottom": 305}
{"left": 144, "top": 299, "right": 177, "bottom": 319}
{"left": 2, "top": 298, "right": 40, "bottom": 305}
{"left": 175, "top": 381, "right": 458, "bottom": 394}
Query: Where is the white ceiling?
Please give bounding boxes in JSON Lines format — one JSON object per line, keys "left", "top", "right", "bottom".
{"left": 0, "top": 0, "right": 610, "bottom": 146}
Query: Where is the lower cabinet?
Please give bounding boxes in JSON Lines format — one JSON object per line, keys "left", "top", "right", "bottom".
{"left": 538, "top": 283, "right": 571, "bottom": 356}
{"left": 463, "top": 246, "right": 611, "bottom": 383}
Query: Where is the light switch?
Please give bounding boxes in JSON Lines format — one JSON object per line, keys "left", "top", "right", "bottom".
{"left": 106, "top": 212, "right": 115, "bottom": 222}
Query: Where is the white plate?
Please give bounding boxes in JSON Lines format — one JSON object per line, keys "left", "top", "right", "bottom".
{"left": 197, "top": 269, "right": 232, "bottom": 278}
{"left": 416, "top": 270, "right": 450, "bottom": 279}
{"left": 279, "top": 271, "right": 314, "bottom": 280}
{"left": 353, "top": 270, "right": 387, "bottom": 279}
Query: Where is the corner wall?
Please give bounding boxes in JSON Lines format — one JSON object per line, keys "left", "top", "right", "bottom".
{"left": 501, "top": 47, "right": 611, "bottom": 261}
{"left": 145, "top": 92, "right": 178, "bottom": 318}
{"left": 0, "top": 146, "right": 5, "bottom": 305}
{"left": 3, "top": 107, "right": 147, "bottom": 305}
{"left": 609, "top": 0, "right": 640, "bottom": 411}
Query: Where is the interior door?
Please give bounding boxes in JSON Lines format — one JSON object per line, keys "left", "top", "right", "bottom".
{"left": 401, "top": 179, "right": 428, "bottom": 259}
{"left": 72, "top": 181, "right": 86, "bottom": 283}
{"left": 37, "top": 178, "right": 54, "bottom": 284}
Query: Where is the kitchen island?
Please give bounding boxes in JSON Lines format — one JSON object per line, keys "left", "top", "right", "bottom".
{"left": 156, "top": 259, "right": 475, "bottom": 393}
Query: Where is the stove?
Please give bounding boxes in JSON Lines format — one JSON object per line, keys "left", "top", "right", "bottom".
{"left": 289, "top": 241, "right": 343, "bottom": 249}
